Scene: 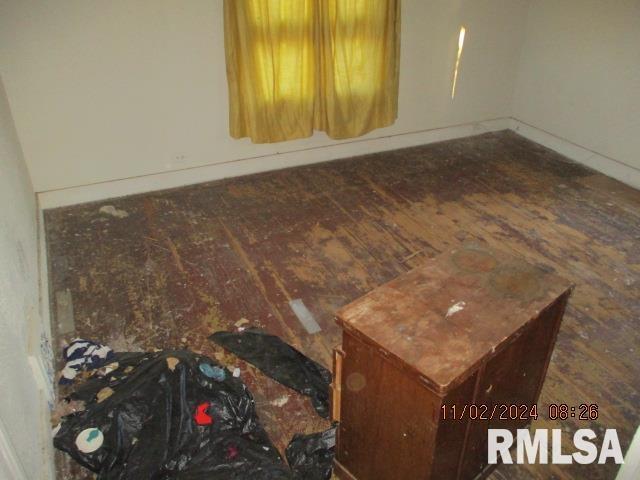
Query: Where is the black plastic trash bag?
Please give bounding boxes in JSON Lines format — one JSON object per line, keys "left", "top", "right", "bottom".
{"left": 287, "top": 425, "right": 337, "bottom": 480}
{"left": 54, "top": 350, "right": 293, "bottom": 479}
{"left": 209, "top": 329, "right": 332, "bottom": 418}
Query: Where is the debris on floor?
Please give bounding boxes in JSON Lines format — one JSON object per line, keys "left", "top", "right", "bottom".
{"left": 51, "top": 398, "right": 86, "bottom": 426}
{"left": 271, "top": 394, "right": 290, "bottom": 407}
{"left": 59, "top": 338, "right": 115, "bottom": 384}
{"left": 53, "top": 341, "right": 335, "bottom": 479}
{"left": 209, "top": 328, "right": 332, "bottom": 418}
{"left": 289, "top": 299, "right": 322, "bottom": 334}
{"left": 235, "top": 317, "right": 250, "bottom": 329}
{"left": 445, "top": 300, "right": 466, "bottom": 318}
{"left": 98, "top": 204, "right": 129, "bottom": 218}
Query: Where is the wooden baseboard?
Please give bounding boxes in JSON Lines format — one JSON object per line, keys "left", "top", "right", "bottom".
{"left": 509, "top": 118, "right": 640, "bottom": 190}
{"left": 37, "top": 118, "right": 511, "bottom": 209}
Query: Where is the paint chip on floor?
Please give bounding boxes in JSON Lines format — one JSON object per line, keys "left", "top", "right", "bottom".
{"left": 289, "top": 299, "right": 321, "bottom": 334}
{"left": 235, "top": 318, "right": 250, "bottom": 328}
{"left": 270, "top": 395, "right": 290, "bottom": 407}
{"left": 446, "top": 301, "right": 466, "bottom": 318}
{"left": 99, "top": 205, "right": 129, "bottom": 218}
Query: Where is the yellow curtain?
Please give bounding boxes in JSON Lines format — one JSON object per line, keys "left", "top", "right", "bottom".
{"left": 224, "top": 0, "right": 401, "bottom": 143}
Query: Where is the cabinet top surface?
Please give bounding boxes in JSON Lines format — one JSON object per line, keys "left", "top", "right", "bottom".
{"left": 335, "top": 244, "right": 572, "bottom": 393}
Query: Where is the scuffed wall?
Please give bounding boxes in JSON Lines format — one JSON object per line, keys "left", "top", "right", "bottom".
{"left": 0, "top": 75, "right": 53, "bottom": 479}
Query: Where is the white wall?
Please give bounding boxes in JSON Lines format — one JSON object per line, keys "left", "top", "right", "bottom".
{"left": 0, "top": 75, "right": 53, "bottom": 479}
{"left": 0, "top": 0, "right": 529, "bottom": 194}
{"left": 513, "top": 0, "right": 640, "bottom": 175}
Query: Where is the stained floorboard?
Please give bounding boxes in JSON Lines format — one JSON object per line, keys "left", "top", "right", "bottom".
{"left": 46, "top": 130, "right": 639, "bottom": 479}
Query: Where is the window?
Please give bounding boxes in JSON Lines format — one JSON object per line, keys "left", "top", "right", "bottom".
{"left": 224, "top": 0, "right": 401, "bottom": 143}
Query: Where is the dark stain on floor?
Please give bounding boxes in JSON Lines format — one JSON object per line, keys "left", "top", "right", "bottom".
{"left": 46, "top": 130, "right": 640, "bottom": 479}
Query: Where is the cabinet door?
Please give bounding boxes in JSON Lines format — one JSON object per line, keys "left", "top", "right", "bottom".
{"left": 337, "top": 332, "right": 439, "bottom": 480}
{"left": 459, "top": 292, "right": 569, "bottom": 478}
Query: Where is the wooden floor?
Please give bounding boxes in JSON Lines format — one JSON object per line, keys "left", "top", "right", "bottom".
{"left": 46, "top": 130, "right": 640, "bottom": 479}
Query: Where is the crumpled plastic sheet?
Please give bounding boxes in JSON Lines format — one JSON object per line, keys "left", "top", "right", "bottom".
{"left": 54, "top": 349, "right": 335, "bottom": 479}
{"left": 209, "top": 329, "right": 332, "bottom": 418}
{"left": 286, "top": 425, "right": 337, "bottom": 480}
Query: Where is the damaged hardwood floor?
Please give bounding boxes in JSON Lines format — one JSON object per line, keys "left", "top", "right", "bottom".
{"left": 46, "top": 130, "right": 640, "bottom": 480}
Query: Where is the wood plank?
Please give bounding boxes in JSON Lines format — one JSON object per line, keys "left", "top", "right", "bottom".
{"left": 45, "top": 131, "right": 640, "bottom": 480}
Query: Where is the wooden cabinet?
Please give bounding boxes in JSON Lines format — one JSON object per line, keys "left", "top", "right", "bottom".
{"left": 332, "top": 244, "right": 572, "bottom": 480}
